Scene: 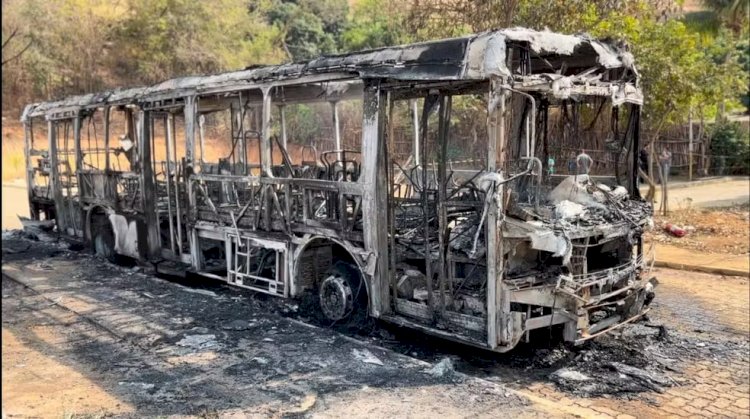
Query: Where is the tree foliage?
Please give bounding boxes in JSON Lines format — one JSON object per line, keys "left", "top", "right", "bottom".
{"left": 265, "top": 0, "right": 348, "bottom": 61}
{"left": 116, "top": 0, "right": 285, "bottom": 83}
{"left": 401, "top": 0, "right": 748, "bottom": 130}
{"left": 703, "top": 0, "right": 750, "bottom": 33}
{"left": 1, "top": 0, "right": 284, "bottom": 109}
{"left": 341, "top": 0, "right": 409, "bottom": 51}
{"left": 1, "top": 0, "right": 747, "bottom": 140}
{"left": 709, "top": 120, "right": 750, "bottom": 174}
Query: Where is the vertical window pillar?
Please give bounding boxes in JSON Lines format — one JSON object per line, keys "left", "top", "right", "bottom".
{"left": 411, "top": 99, "right": 420, "bottom": 166}
{"left": 260, "top": 87, "right": 273, "bottom": 177}
{"left": 360, "top": 80, "right": 389, "bottom": 316}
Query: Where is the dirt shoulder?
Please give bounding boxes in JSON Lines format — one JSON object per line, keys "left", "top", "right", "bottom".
{"left": 646, "top": 204, "right": 750, "bottom": 274}
{"left": 649, "top": 205, "right": 750, "bottom": 255}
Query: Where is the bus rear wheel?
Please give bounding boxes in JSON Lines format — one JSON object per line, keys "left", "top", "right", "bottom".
{"left": 92, "top": 221, "right": 117, "bottom": 263}
{"left": 317, "top": 261, "right": 366, "bottom": 325}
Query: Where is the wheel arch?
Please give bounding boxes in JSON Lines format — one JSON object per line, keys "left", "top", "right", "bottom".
{"left": 85, "top": 205, "right": 115, "bottom": 243}
{"left": 291, "top": 236, "right": 371, "bottom": 306}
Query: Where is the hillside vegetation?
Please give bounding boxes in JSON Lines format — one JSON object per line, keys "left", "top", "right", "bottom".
{"left": 2, "top": 0, "right": 747, "bottom": 180}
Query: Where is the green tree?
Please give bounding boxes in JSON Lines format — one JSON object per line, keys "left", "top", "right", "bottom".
{"left": 703, "top": 0, "right": 750, "bottom": 33}
{"left": 1, "top": 0, "right": 286, "bottom": 111}
{"left": 116, "top": 0, "right": 284, "bottom": 84}
{"left": 584, "top": 9, "right": 745, "bottom": 135}
{"left": 1, "top": 0, "right": 125, "bottom": 105}
{"left": 400, "top": 0, "right": 666, "bottom": 41}
{"left": 400, "top": 0, "right": 747, "bottom": 135}
{"left": 736, "top": 36, "right": 750, "bottom": 111}
{"left": 709, "top": 120, "right": 750, "bottom": 174}
{"left": 683, "top": 0, "right": 749, "bottom": 114}
{"left": 264, "top": 0, "right": 348, "bottom": 61}
{"left": 341, "top": 0, "right": 408, "bottom": 51}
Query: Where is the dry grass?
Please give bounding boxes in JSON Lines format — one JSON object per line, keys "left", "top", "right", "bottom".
{"left": 1, "top": 118, "right": 315, "bottom": 182}
{"left": 2, "top": 120, "right": 26, "bottom": 181}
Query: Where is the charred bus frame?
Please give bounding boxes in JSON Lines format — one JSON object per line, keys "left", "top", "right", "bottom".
{"left": 22, "top": 28, "right": 656, "bottom": 352}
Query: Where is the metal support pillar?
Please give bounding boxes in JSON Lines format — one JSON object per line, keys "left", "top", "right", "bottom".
{"left": 361, "top": 81, "right": 389, "bottom": 316}
{"left": 139, "top": 110, "right": 161, "bottom": 257}
{"left": 279, "top": 104, "right": 288, "bottom": 150}
{"left": 411, "top": 99, "right": 420, "bottom": 166}
{"left": 332, "top": 101, "right": 341, "bottom": 161}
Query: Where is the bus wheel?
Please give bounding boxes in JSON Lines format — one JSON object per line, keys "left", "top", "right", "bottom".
{"left": 318, "top": 261, "right": 366, "bottom": 324}
{"left": 93, "top": 223, "right": 117, "bottom": 263}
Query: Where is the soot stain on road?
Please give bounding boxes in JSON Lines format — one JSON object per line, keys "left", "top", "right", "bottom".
{"left": 3, "top": 231, "right": 531, "bottom": 417}
{"left": 2, "top": 230, "right": 748, "bottom": 416}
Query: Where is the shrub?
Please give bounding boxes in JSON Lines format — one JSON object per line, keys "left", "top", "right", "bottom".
{"left": 709, "top": 120, "right": 750, "bottom": 175}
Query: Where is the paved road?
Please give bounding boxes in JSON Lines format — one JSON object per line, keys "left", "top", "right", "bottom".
{"left": 2, "top": 233, "right": 748, "bottom": 418}
{"left": 645, "top": 179, "right": 750, "bottom": 210}
{"left": 1, "top": 236, "right": 538, "bottom": 418}
{"left": 1, "top": 180, "right": 27, "bottom": 230}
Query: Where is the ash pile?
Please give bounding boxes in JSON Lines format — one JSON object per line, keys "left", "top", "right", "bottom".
{"left": 511, "top": 174, "right": 653, "bottom": 228}
{"left": 543, "top": 320, "right": 748, "bottom": 398}
{"left": 547, "top": 327, "right": 677, "bottom": 397}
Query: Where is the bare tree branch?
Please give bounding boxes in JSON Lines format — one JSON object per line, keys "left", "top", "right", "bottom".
{"left": 2, "top": 39, "right": 32, "bottom": 66}
{"left": 2, "top": 27, "right": 19, "bottom": 50}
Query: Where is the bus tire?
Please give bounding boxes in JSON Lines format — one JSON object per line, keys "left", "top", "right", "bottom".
{"left": 317, "top": 261, "right": 367, "bottom": 326}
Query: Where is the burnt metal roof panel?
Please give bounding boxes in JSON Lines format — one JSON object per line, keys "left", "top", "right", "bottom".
{"left": 24, "top": 28, "right": 639, "bottom": 118}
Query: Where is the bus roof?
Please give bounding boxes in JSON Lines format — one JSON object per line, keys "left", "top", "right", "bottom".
{"left": 23, "top": 27, "right": 638, "bottom": 120}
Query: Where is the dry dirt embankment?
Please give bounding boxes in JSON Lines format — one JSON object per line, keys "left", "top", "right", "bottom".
{"left": 2, "top": 180, "right": 28, "bottom": 230}
{"left": 2, "top": 119, "right": 26, "bottom": 182}
{"left": 647, "top": 203, "right": 750, "bottom": 275}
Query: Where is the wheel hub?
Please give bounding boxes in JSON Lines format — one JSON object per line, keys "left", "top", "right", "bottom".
{"left": 319, "top": 275, "right": 353, "bottom": 321}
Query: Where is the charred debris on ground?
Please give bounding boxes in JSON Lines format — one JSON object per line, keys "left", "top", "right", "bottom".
{"left": 2, "top": 229, "right": 745, "bottom": 401}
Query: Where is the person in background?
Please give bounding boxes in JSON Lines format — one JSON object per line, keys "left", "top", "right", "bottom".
{"left": 547, "top": 156, "right": 556, "bottom": 176}
{"left": 658, "top": 146, "right": 672, "bottom": 184}
{"left": 567, "top": 151, "right": 577, "bottom": 174}
{"left": 576, "top": 149, "right": 593, "bottom": 175}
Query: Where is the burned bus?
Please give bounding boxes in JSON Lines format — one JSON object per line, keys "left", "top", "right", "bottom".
{"left": 21, "top": 28, "right": 656, "bottom": 352}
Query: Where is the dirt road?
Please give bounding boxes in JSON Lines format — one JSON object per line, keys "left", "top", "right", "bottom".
{"left": 2, "top": 233, "right": 748, "bottom": 418}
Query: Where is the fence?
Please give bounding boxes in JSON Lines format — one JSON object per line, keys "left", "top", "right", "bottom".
{"left": 649, "top": 119, "right": 749, "bottom": 178}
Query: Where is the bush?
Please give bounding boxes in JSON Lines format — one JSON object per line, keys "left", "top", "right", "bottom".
{"left": 709, "top": 121, "right": 750, "bottom": 175}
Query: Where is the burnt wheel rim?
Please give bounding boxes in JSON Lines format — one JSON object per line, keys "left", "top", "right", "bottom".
{"left": 319, "top": 275, "right": 353, "bottom": 321}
